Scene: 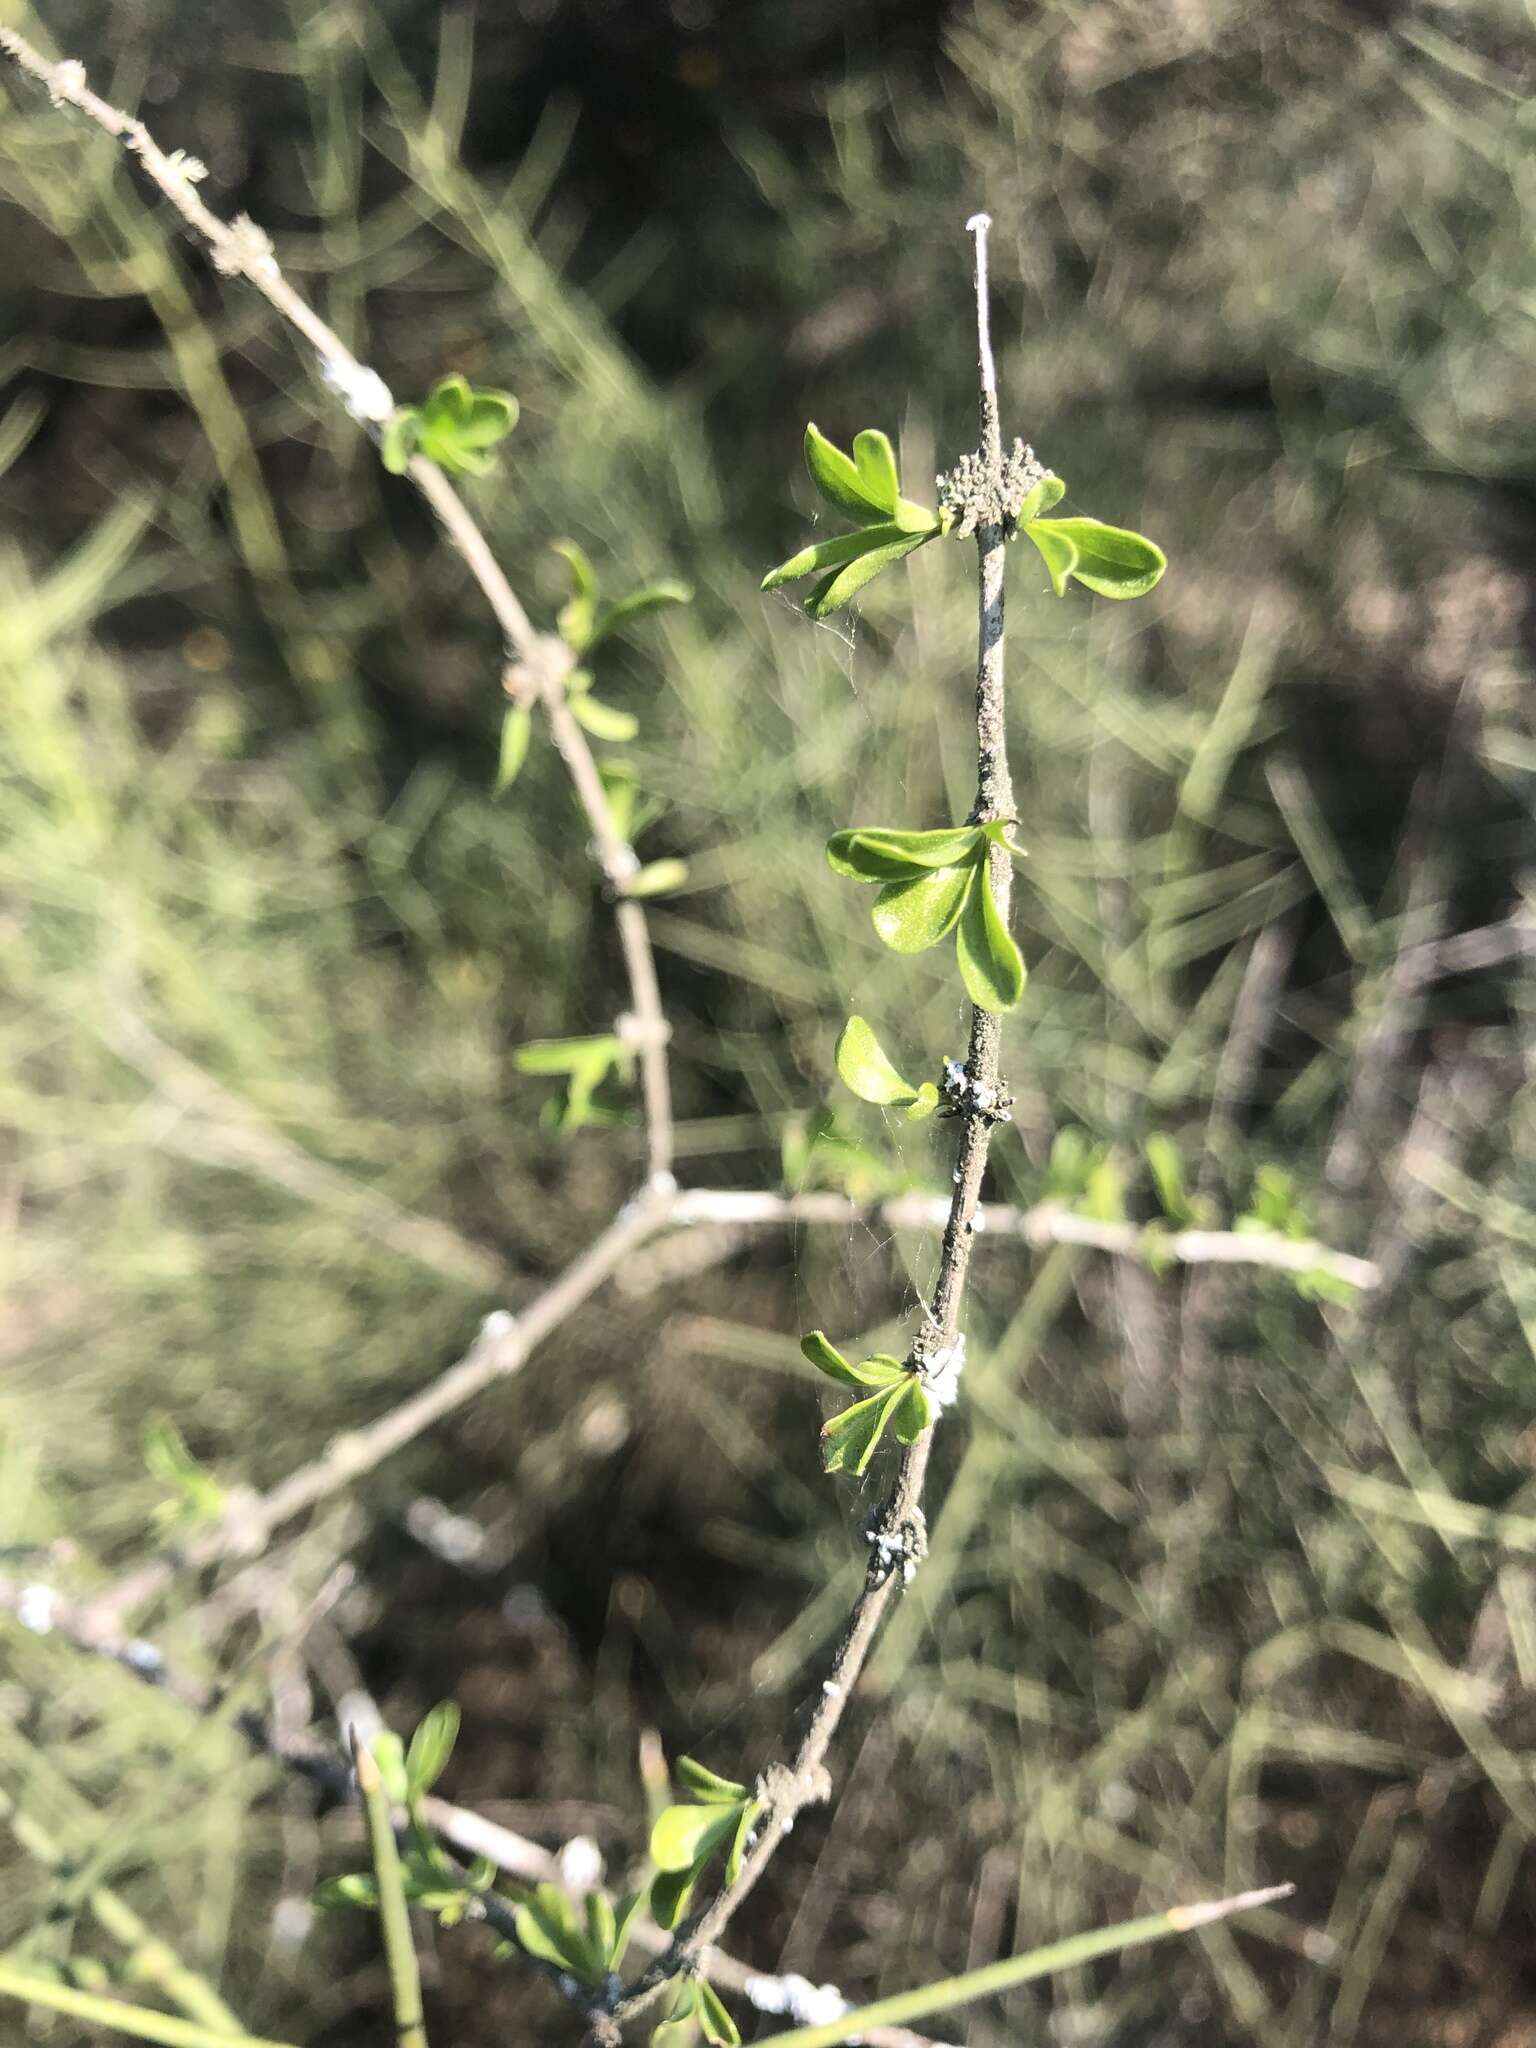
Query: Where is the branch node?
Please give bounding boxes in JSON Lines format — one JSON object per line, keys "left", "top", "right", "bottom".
{"left": 502, "top": 634, "right": 577, "bottom": 705}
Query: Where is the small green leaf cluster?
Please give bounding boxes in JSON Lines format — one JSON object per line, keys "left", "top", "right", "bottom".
{"left": 1236, "top": 1165, "right": 1358, "bottom": 1302}
{"left": 801, "top": 1331, "right": 933, "bottom": 1476}
{"left": 381, "top": 373, "right": 519, "bottom": 477}
{"left": 514, "top": 1032, "right": 634, "bottom": 1132}
{"left": 761, "top": 425, "right": 947, "bottom": 618}
{"left": 142, "top": 1413, "right": 225, "bottom": 1531}
{"left": 1013, "top": 476, "right": 1166, "bottom": 600}
{"left": 497, "top": 541, "right": 691, "bottom": 820}
{"left": 781, "top": 1108, "right": 914, "bottom": 1205}
{"left": 648, "top": 1758, "right": 763, "bottom": 1931}
{"left": 654, "top": 1974, "right": 741, "bottom": 2045}
{"left": 1041, "top": 1127, "right": 1126, "bottom": 1222}
{"left": 552, "top": 540, "right": 692, "bottom": 663}
{"left": 512, "top": 1881, "right": 644, "bottom": 1990}
{"left": 833, "top": 1016, "right": 939, "bottom": 1118}
{"left": 826, "top": 821, "right": 1027, "bottom": 1013}
{"left": 317, "top": 1705, "right": 499, "bottom": 1930}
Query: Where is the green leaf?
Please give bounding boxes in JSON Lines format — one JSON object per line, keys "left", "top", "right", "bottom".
{"left": 806, "top": 531, "right": 932, "bottom": 618}
{"left": 891, "top": 1378, "right": 934, "bottom": 1444}
{"left": 650, "top": 1803, "right": 742, "bottom": 1874}
{"left": 803, "top": 422, "right": 889, "bottom": 520}
{"left": 893, "top": 496, "right": 942, "bottom": 536}
{"left": 698, "top": 1979, "right": 743, "bottom": 2047}
{"left": 380, "top": 409, "right": 418, "bottom": 475}
{"left": 586, "top": 1889, "right": 618, "bottom": 1962}
{"left": 725, "top": 1802, "right": 760, "bottom": 1886}
{"left": 370, "top": 1731, "right": 409, "bottom": 1806}
{"left": 675, "top": 1757, "right": 751, "bottom": 1805}
{"left": 1031, "top": 518, "right": 1166, "bottom": 600}
{"left": 588, "top": 579, "right": 692, "bottom": 648}
{"left": 599, "top": 759, "right": 640, "bottom": 841}
{"left": 851, "top": 429, "right": 900, "bottom": 514}
{"left": 954, "top": 864, "right": 1026, "bottom": 1012}
{"left": 1144, "top": 1134, "right": 1192, "bottom": 1226}
{"left": 821, "top": 1381, "right": 910, "bottom": 1475}
{"left": 570, "top": 692, "right": 639, "bottom": 742}
{"left": 906, "top": 1082, "right": 940, "bottom": 1120}
{"left": 515, "top": 1886, "right": 599, "bottom": 1978}
{"left": 825, "top": 832, "right": 931, "bottom": 883}
{"left": 762, "top": 522, "right": 910, "bottom": 594}
{"left": 1023, "top": 519, "right": 1079, "bottom": 598}
{"left": 142, "top": 1414, "right": 200, "bottom": 1488}
{"left": 800, "top": 1331, "right": 861, "bottom": 1387}
{"left": 871, "top": 865, "right": 974, "bottom": 955}
{"left": 1015, "top": 475, "right": 1065, "bottom": 523}
{"left": 649, "top": 1865, "right": 698, "bottom": 1932}
{"left": 621, "top": 858, "right": 689, "bottom": 899}
{"left": 414, "top": 374, "right": 519, "bottom": 475}
{"left": 495, "top": 703, "right": 532, "bottom": 793}
{"left": 315, "top": 1871, "right": 380, "bottom": 1910}
{"left": 514, "top": 1034, "right": 625, "bottom": 1077}
{"left": 848, "top": 825, "right": 986, "bottom": 871}
{"left": 405, "top": 1702, "right": 460, "bottom": 1797}
{"left": 657, "top": 1980, "right": 703, "bottom": 2040}
{"left": 835, "top": 1016, "right": 917, "bottom": 1106}
{"left": 611, "top": 1888, "right": 646, "bottom": 1969}
{"left": 553, "top": 539, "right": 599, "bottom": 650}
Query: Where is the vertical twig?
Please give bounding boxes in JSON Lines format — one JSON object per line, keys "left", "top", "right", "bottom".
{"left": 602, "top": 210, "right": 1022, "bottom": 2037}
{"left": 353, "top": 1734, "right": 430, "bottom": 2048}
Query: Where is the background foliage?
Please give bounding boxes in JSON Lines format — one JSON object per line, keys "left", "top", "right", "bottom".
{"left": 2, "top": 1, "right": 1536, "bottom": 2043}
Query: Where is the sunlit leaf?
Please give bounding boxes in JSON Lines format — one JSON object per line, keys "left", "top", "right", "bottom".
{"left": 514, "top": 1034, "right": 625, "bottom": 1076}
{"left": 1015, "top": 475, "right": 1065, "bottom": 523}
{"left": 762, "top": 521, "right": 909, "bottom": 593}
{"left": 905, "top": 1082, "right": 940, "bottom": 1120}
{"left": 801, "top": 1329, "right": 861, "bottom": 1386}
{"left": 726, "top": 1801, "right": 761, "bottom": 1885}
{"left": 698, "top": 1979, "right": 744, "bottom": 2046}
{"left": 553, "top": 539, "right": 598, "bottom": 649}
{"left": 622, "top": 858, "right": 689, "bottom": 899}
{"left": 588, "top": 579, "right": 692, "bottom": 647}
{"left": 851, "top": 428, "right": 900, "bottom": 514}
{"left": 405, "top": 1702, "right": 460, "bottom": 1797}
{"left": 871, "top": 865, "right": 973, "bottom": 954}
{"left": 1032, "top": 517, "right": 1166, "bottom": 599}
{"left": 495, "top": 703, "right": 532, "bottom": 793}
{"left": 803, "top": 422, "right": 888, "bottom": 520}
{"left": 848, "top": 825, "right": 985, "bottom": 870}
{"left": 649, "top": 1865, "right": 697, "bottom": 1932}
{"left": 825, "top": 832, "right": 932, "bottom": 883}
{"left": 834, "top": 1015, "right": 917, "bottom": 1106}
{"left": 821, "top": 1381, "right": 909, "bottom": 1475}
{"left": 380, "top": 409, "right": 418, "bottom": 474}
{"left": 675, "top": 1757, "right": 751, "bottom": 1805}
{"left": 651, "top": 1803, "right": 742, "bottom": 1874}
{"left": 1144, "top": 1133, "right": 1193, "bottom": 1225}
{"left": 569, "top": 683, "right": 638, "bottom": 741}
{"left": 806, "top": 530, "right": 932, "bottom": 618}
{"left": 954, "top": 864, "right": 1026, "bottom": 1011}
{"left": 890, "top": 1378, "right": 933, "bottom": 1443}
{"left": 1022, "top": 519, "right": 1079, "bottom": 597}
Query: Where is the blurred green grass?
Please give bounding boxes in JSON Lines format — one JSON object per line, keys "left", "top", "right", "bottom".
{"left": 2, "top": 2, "right": 1536, "bottom": 2044}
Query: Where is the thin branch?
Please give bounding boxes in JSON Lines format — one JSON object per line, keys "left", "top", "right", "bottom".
{"left": 0, "top": 26, "right": 675, "bottom": 1185}
{"left": 81, "top": 1183, "right": 677, "bottom": 1627}
{"left": 79, "top": 1171, "right": 1371, "bottom": 1631}
{"left": 601, "top": 209, "right": 1021, "bottom": 2038}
